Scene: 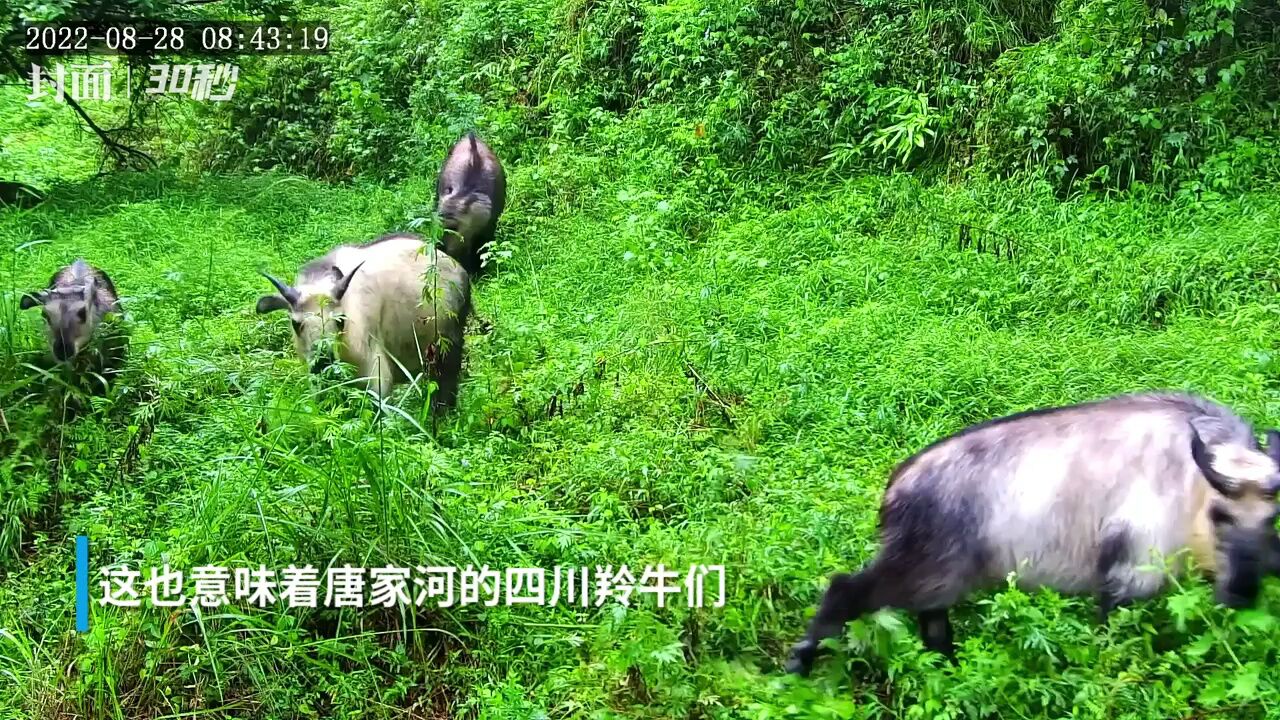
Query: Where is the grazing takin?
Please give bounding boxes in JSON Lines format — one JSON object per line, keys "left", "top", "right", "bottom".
{"left": 255, "top": 233, "right": 471, "bottom": 411}
{"left": 786, "top": 392, "right": 1280, "bottom": 675}
{"left": 435, "top": 132, "right": 506, "bottom": 276}
{"left": 19, "top": 258, "right": 127, "bottom": 389}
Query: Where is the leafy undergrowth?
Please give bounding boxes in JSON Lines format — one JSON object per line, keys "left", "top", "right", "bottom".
{"left": 0, "top": 86, "right": 105, "bottom": 189}
{"left": 3, "top": 150, "right": 1280, "bottom": 719}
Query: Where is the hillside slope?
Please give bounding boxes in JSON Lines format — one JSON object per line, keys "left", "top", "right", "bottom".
{"left": 3, "top": 138, "right": 1280, "bottom": 716}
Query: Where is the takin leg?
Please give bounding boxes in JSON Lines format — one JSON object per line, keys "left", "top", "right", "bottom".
{"left": 784, "top": 556, "right": 952, "bottom": 675}
{"left": 916, "top": 608, "right": 956, "bottom": 661}
{"left": 784, "top": 567, "right": 888, "bottom": 676}
{"left": 465, "top": 226, "right": 495, "bottom": 277}
{"left": 1096, "top": 528, "right": 1165, "bottom": 622}
{"left": 428, "top": 334, "right": 464, "bottom": 414}
{"left": 787, "top": 491, "right": 984, "bottom": 674}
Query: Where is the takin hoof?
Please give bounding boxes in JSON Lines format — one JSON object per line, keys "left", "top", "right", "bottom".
{"left": 784, "top": 640, "right": 816, "bottom": 676}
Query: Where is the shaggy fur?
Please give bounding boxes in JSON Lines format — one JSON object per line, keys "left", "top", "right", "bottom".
{"left": 20, "top": 258, "right": 126, "bottom": 389}
{"left": 786, "top": 392, "right": 1280, "bottom": 675}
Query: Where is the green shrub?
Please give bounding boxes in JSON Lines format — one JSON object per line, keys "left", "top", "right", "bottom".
{"left": 189, "top": 0, "right": 1279, "bottom": 194}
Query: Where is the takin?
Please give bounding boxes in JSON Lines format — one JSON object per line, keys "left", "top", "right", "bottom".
{"left": 786, "top": 391, "right": 1280, "bottom": 675}
{"left": 434, "top": 132, "right": 506, "bottom": 276}
{"left": 19, "top": 258, "right": 127, "bottom": 390}
{"left": 255, "top": 233, "right": 471, "bottom": 411}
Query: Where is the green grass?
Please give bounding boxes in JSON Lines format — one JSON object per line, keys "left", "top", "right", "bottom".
{"left": 4, "top": 103, "right": 1280, "bottom": 718}
{"left": 0, "top": 87, "right": 103, "bottom": 188}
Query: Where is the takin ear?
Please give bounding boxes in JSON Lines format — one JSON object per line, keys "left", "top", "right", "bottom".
{"left": 1190, "top": 421, "right": 1243, "bottom": 499}
{"left": 256, "top": 295, "right": 291, "bottom": 314}
{"left": 19, "top": 291, "right": 43, "bottom": 310}
{"left": 92, "top": 290, "right": 118, "bottom": 313}
{"left": 332, "top": 261, "right": 365, "bottom": 301}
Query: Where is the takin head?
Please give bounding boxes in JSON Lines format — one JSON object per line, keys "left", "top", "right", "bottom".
{"left": 1194, "top": 421, "right": 1280, "bottom": 607}
{"left": 435, "top": 132, "right": 506, "bottom": 271}
{"left": 255, "top": 261, "right": 364, "bottom": 374}
{"left": 20, "top": 258, "right": 120, "bottom": 363}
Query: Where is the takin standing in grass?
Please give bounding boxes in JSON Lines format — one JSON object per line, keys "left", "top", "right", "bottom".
{"left": 255, "top": 233, "right": 471, "bottom": 412}
{"left": 19, "top": 258, "right": 127, "bottom": 391}
{"left": 435, "top": 132, "right": 506, "bottom": 277}
{"left": 786, "top": 392, "right": 1280, "bottom": 676}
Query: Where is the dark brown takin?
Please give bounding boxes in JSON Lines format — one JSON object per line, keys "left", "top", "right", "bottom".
{"left": 434, "top": 132, "right": 506, "bottom": 277}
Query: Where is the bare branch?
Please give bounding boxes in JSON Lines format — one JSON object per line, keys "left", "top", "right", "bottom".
{"left": 0, "top": 47, "right": 157, "bottom": 170}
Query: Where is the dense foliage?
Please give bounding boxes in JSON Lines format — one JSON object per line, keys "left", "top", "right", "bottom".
{"left": 2, "top": 0, "right": 1280, "bottom": 718}
{"left": 198, "top": 0, "right": 1280, "bottom": 196}
{"left": 0, "top": 0, "right": 298, "bottom": 172}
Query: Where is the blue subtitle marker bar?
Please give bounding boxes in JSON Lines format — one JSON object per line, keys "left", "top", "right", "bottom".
{"left": 75, "top": 535, "right": 89, "bottom": 633}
